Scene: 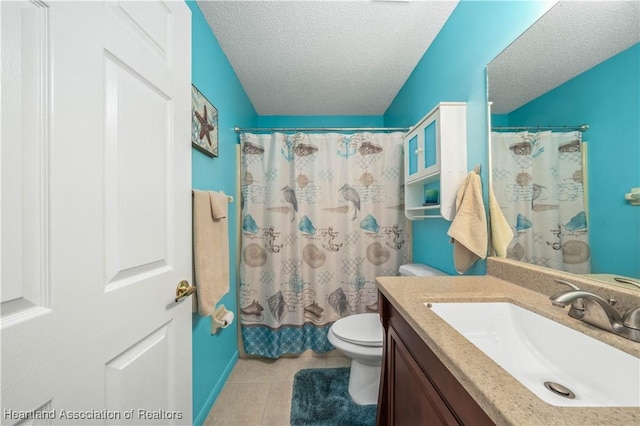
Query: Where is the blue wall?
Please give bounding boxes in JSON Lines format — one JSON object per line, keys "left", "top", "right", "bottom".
{"left": 187, "top": 0, "right": 571, "bottom": 421}
{"left": 187, "top": 2, "right": 257, "bottom": 425}
{"left": 505, "top": 44, "right": 640, "bottom": 278}
{"left": 384, "top": 0, "right": 554, "bottom": 275}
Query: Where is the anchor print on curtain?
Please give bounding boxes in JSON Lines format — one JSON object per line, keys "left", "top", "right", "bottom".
{"left": 239, "top": 132, "right": 410, "bottom": 357}
{"left": 491, "top": 130, "right": 591, "bottom": 273}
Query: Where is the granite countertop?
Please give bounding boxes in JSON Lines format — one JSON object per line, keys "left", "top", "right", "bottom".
{"left": 376, "top": 274, "right": 640, "bottom": 426}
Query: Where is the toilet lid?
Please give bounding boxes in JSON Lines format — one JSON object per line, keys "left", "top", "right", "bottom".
{"left": 331, "top": 313, "right": 383, "bottom": 347}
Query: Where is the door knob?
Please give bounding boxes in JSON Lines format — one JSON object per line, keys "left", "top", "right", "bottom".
{"left": 175, "top": 280, "right": 196, "bottom": 302}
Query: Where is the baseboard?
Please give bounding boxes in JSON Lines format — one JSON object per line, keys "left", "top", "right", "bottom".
{"left": 193, "top": 350, "right": 239, "bottom": 426}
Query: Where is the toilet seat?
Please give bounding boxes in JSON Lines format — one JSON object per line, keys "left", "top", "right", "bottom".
{"left": 331, "top": 313, "right": 382, "bottom": 347}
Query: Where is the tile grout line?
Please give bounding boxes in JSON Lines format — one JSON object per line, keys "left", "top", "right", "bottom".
{"left": 261, "top": 380, "right": 283, "bottom": 426}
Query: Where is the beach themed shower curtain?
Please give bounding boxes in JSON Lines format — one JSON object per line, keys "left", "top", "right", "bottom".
{"left": 239, "top": 132, "right": 410, "bottom": 357}
{"left": 491, "top": 130, "right": 590, "bottom": 273}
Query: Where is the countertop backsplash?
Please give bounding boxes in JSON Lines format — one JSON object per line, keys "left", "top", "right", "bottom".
{"left": 488, "top": 257, "right": 640, "bottom": 314}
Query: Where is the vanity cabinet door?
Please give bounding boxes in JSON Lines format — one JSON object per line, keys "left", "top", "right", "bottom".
{"left": 387, "top": 326, "right": 458, "bottom": 425}
{"left": 377, "top": 292, "right": 495, "bottom": 426}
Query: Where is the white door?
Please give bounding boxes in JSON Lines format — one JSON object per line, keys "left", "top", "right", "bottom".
{"left": 1, "top": 1, "right": 192, "bottom": 424}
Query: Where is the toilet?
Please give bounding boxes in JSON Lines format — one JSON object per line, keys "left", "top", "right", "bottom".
{"left": 327, "top": 263, "right": 447, "bottom": 405}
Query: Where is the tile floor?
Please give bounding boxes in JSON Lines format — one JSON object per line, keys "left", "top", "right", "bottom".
{"left": 203, "top": 351, "right": 351, "bottom": 425}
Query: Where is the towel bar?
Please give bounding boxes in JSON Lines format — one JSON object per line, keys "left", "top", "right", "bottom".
{"left": 191, "top": 189, "right": 233, "bottom": 203}
{"left": 221, "top": 192, "right": 234, "bottom": 203}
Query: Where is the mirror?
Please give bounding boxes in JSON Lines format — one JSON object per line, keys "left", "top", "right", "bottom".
{"left": 487, "top": 1, "right": 640, "bottom": 289}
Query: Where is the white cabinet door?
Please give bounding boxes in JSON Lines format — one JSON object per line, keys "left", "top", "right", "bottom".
{"left": 1, "top": 1, "right": 192, "bottom": 424}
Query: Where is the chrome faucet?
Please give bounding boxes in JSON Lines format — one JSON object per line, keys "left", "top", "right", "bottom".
{"left": 550, "top": 282, "right": 640, "bottom": 343}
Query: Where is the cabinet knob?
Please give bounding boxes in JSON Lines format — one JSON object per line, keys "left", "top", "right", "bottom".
{"left": 414, "top": 148, "right": 423, "bottom": 155}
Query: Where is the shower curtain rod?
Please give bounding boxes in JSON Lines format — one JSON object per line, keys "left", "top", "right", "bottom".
{"left": 234, "top": 126, "right": 409, "bottom": 134}
{"left": 491, "top": 124, "right": 589, "bottom": 132}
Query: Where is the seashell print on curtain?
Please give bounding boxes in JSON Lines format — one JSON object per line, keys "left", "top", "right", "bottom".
{"left": 239, "top": 132, "right": 410, "bottom": 357}
{"left": 491, "top": 130, "right": 591, "bottom": 274}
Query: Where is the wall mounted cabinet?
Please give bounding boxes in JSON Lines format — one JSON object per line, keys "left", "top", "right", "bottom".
{"left": 404, "top": 102, "right": 467, "bottom": 220}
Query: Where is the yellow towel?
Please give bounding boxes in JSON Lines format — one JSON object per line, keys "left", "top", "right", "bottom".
{"left": 192, "top": 189, "right": 230, "bottom": 333}
{"left": 488, "top": 187, "right": 514, "bottom": 257}
{"left": 447, "top": 171, "right": 487, "bottom": 274}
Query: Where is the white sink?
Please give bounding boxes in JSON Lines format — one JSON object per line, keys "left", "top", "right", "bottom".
{"left": 427, "top": 302, "right": 640, "bottom": 407}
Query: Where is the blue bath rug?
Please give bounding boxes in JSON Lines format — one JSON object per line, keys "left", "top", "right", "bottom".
{"left": 290, "top": 368, "right": 377, "bottom": 426}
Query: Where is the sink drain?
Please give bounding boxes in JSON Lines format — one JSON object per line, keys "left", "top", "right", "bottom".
{"left": 544, "top": 381, "right": 576, "bottom": 399}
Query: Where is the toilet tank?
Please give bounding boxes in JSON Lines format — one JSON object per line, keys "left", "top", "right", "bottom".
{"left": 399, "top": 263, "right": 447, "bottom": 277}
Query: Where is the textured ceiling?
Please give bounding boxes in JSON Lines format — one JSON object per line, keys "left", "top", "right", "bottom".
{"left": 197, "top": 0, "right": 458, "bottom": 116}
{"left": 488, "top": 1, "right": 640, "bottom": 114}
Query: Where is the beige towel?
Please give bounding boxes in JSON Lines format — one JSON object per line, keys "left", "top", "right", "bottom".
{"left": 447, "top": 171, "right": 487, "bottom": 274}
{"left": 488, "top": 187, "right": 514, "bottom": 257}
{"left": 210, "top": 191, "right": 227, "bottom": 220}
{"left": 192, "top": 189, "right": 230, "bottom": 332}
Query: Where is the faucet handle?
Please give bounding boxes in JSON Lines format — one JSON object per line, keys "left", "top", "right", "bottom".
{"left": 552, "top": 279, "right": 585, "bottom": 318}
{"left": 622, "top": 306, "right": 640, "bottom": 330}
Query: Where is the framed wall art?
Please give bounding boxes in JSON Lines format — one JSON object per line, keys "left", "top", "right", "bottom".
{"left": 191, "top": 84, "right": 218, "bottom": 157}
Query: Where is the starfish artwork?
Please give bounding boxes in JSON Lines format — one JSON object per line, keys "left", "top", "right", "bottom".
{"left": 195, "top": 105, "right": 216, "bottom": 147}
{"left": 191, "top": 84, "right": 218, "bottom": 156}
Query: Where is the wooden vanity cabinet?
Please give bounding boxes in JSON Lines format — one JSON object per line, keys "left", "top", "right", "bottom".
{"left": 377, "top": 293, "right": 494, "bottom": 426}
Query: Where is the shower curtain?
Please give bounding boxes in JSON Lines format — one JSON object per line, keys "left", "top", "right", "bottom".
{"left": 491, "top": 130, "right": 590, "bottom": 273}
{"left": 239, "top": 132, "right": 410, "bottom": 357}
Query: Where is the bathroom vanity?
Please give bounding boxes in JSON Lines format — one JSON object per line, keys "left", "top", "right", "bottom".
{"left": 375, "top": 258, "right": 640, "bottom": 425}
{"left": 377, "top": 292, "right": 493, "bottom": 425}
